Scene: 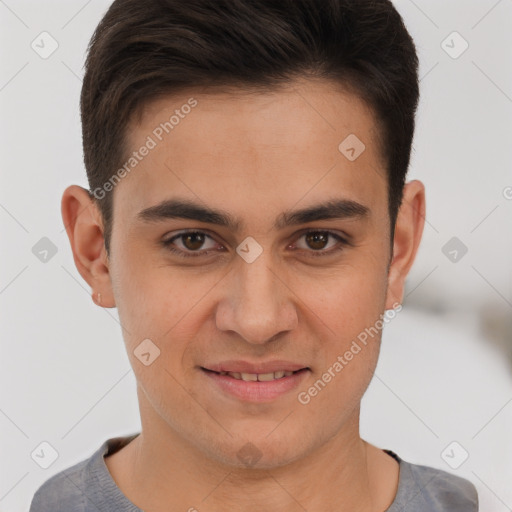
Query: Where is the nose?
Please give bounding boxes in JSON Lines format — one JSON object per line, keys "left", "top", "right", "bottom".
{"left": 215, "top": 251, "right": 298, "bottom": 345}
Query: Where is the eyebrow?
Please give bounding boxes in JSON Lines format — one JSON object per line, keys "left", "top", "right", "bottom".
{"left": 137, "top": 197, "right": 370, "bottom": 231}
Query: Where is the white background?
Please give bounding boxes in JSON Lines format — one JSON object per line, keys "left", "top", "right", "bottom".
{"left": 1, "top": 1, "right": 511, "bottom": 511}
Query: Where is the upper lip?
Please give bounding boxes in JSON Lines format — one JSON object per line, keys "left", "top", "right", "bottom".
{"left": 202, "top": 360, "right": 309, "bottom": 374}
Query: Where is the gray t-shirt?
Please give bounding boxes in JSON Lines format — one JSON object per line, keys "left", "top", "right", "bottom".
{"left": 29, "top": 434, "right": 478, "bottom": 511}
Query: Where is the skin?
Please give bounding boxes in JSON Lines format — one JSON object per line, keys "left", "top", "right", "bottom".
{"left": 62, "top": 77, "right": 425, "bottom": 512}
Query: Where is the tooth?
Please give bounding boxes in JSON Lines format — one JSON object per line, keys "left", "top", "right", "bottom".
{"left": 241, "top": 372, "right": 258, "bottom": 381}
{"left": 257, "top": 372, "right": 276, "bottom": 382}
{"left": 225, "top": 370, "right": 295, "bottom": 381}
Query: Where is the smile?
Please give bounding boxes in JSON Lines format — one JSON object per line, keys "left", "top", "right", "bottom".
{"left": 203, "top": 369, "right": 300, "bottom": 381}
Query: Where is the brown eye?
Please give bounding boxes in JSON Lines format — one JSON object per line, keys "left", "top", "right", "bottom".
{"left": 163, "top": 230, "right": 220, "bottom": 258}
{"left": 293, "top": 230, "right": 348, "bottom": 258}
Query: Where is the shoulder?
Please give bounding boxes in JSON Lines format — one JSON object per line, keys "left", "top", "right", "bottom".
{"left": 28, "top": 441, "right": 109, "bottom": 512}
{"left": 389, "top": 455, "right": 479, "bottom": 512}
{"left": 29, "top": 458, "right": 90, "bottom": 512}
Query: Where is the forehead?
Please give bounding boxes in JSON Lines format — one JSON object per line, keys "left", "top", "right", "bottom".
{"left": 117, "top": 79, "right": 387, "bottom": 225}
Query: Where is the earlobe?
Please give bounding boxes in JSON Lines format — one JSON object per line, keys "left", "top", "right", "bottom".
{"left": 384, "top": 180, "right": 426, "bottom": 310}
{"left": 61, "top": 185, "right": 116, "bottom": 308}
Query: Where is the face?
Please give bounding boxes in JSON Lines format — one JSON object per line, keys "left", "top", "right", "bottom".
{"left": 64, "top": 78, "right": 423, "bottom": 470}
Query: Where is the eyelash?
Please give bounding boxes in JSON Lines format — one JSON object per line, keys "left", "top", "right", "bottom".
{"left": 162, "top": 229, "right": 349, "bottom": 259}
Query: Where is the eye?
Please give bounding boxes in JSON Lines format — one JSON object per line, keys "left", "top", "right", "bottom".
{"left": 162, "top": 230, "right": 221, "bottom": 258}
{"left": 291, "top": 230, "right": 348, "bottom": 257}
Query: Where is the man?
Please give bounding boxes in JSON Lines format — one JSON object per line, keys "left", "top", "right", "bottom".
{"left": 30, "top": 0, "right": 478, "bottom": 510}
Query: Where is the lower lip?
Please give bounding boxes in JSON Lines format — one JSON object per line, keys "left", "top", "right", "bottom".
{"left": 201, "top": 368, "right": 310, "bottom": 402}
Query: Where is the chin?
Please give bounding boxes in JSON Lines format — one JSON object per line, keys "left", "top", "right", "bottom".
{"left": 208, "top": 433, "right": 306, "bottom": 470}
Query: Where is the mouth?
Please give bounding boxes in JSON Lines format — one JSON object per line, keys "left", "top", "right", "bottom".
{"left": 201, "top": 367, "right": 309, "bottom": 382}
{"left": 200, "top": 366, "right": 311, "bottom": 402}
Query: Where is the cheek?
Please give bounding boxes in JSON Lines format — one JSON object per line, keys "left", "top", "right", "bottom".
{"left": 111, "top": 241, "right": 192, "bottom": 331}
{"left": 296, "top": 261, "right": 388, "bottom": 340}
{"left": 296, "top": 295, "right": 383, "bottom": 424}
{"left": 292, "top": 263, "right": 386, "bottom": 407}
{"left": 110, "top": 247, "right": 219, "bottom": 369}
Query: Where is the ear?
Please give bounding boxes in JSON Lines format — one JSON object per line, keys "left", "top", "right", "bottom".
{"left": 385, "top": 180, "right": 426, "bottom": 309}
{"left": 61, "top": 185, "right": 115, "bottom": 308}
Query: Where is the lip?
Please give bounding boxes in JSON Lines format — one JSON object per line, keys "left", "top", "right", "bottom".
{"left": 202, "top": 360, "right": 309, "bottom": 374}
{"left": 201, "top": 367, "right": 310, "bottom": 402}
